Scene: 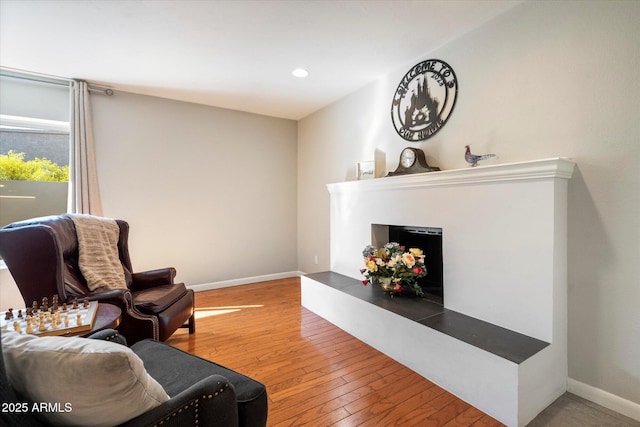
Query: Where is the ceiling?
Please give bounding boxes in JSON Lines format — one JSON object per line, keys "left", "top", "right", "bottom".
{"left": 0, "top": 0, "right": 522, "bottom": 120}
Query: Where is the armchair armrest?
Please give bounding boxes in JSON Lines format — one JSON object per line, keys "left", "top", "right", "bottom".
{"left": 119, "top": 376, "right": 239, "bottom": 427}
{"left": 85, "top": 289, "right": 138, "bottom": 315}
{"left": 85, "top": 290, "right": 160, "bottom": 342}
{"left": 131, "top": 268, "right": 177, "bottom": 291}
{"left": 86, "top": 288, "right": 131, "bottom": 303}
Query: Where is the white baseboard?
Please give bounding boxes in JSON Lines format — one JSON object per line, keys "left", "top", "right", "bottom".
{"left": 567, "top": 377, "right": 640, "bottom": 422}
{"left": 187, "top": 271, "right": 303, "bottom": 292}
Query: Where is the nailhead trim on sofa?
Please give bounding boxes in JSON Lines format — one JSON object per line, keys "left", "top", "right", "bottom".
{"left": 154, "top": 382, "right": 231, "bottom": 426}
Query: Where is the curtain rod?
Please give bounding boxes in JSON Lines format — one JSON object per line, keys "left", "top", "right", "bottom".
{"left": 0, "top": 67, "right": 71, "bottom": 85}
{"left": 0, "top": 67, "right": 114, "bottom": 96}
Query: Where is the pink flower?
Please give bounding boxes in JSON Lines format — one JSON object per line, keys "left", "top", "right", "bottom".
{"left": 394, "top": 285, "right": 403, "bottom": 292}
{"left": 412, "top": 267, "right": 423, "bottom": 275}
{"left": 362, "top": 279, "right": 369, "bottom": 286}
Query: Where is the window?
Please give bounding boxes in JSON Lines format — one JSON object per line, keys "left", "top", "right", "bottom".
{"left": 0, "top": 115, "right": 69, "bottom": 227}
{"left": 0, "top": 73, "right": 70, "bottom": 229}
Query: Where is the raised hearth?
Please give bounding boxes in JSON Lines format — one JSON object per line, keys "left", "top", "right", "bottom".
{"left": 305, "top": 271, "right": 549, "bottom": 364}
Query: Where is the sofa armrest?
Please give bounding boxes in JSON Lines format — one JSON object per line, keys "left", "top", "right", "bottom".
{"left": 118, "top": 376, "right": 239, "bottom": 427}
{"left": 131, "top": 268, "right": 176, "bottom": 291}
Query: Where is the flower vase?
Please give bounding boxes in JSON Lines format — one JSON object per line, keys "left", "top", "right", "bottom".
{"left": 377, "top": 277, "right": 396, "bottom": 293}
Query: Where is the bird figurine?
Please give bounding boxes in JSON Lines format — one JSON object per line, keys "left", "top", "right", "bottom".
{"left": 464, "top": 145, "right": 496, "bottom": 167}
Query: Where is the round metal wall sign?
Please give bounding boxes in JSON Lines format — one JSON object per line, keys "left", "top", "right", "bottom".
{"left": 391, "top": 59, "right": 458, "bottom": 142}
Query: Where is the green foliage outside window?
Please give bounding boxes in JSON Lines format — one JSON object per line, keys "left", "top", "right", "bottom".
{"left": 0, "top": 150, "right": 69, "bottom": 182}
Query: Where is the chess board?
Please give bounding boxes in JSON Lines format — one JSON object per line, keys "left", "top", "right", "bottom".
{"left": 1, "top": 300, "right": 99, "bottom": 337}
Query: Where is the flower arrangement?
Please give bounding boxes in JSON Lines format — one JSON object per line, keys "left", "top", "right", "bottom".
{"left": 360, "top": 242, "right": 427, "bottom": 296}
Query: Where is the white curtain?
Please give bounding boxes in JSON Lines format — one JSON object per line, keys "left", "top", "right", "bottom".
{"left": 68, "top": 80, "right": 103, "bottom": 216}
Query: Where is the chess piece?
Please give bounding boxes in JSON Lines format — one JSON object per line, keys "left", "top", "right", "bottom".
{"left": 62, "top": 302, "right": 68, "bottom": 311}
{"left": 42, "top": 297, "right": 49, "bottom": 312}
{"left": 76, "top": 312, "right": 83, "bottom": 325}
{"left": 32, "top": 301, "right": 38, "bottom": 313}
{"left": 5, "top": 309, "right": 13, "bottom": 320}
{"left": 26, "top": 321, "right": 34, "bottom": 334}
{"left": 17, "top": 310, "right": 23, "bottom": 319}
{"left": 83, "top": 298, "right": 89, "bottom": 308}
{"left": 64, "top": 314, "right": 69, "bottom": 327}
{"left": 73, "top": 298, "right": 79, "bottom": 310}
{"left": 13, "top": 321, "right": 21, "bottom": 333}
{"left": 39, "top": 318, "right": 47, "bottom": 332}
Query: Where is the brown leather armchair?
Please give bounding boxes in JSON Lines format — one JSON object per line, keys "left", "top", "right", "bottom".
{"left": 0, "top": 215, "right": 195, "bottom": 345}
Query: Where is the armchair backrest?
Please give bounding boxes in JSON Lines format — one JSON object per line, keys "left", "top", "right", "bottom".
{"left": 0, "top": 215, "right": 133, "bottom": 306}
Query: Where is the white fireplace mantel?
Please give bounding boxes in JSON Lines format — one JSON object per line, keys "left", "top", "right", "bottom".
{"left": 303, "top": 157, "right": 575, "bottom": 426}
{"left": 327, "top": 157, "right": 575, "bottom": 194}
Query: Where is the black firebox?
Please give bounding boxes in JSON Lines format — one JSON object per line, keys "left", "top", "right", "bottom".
{"left": 388, "top": 225, "right": 443, "bottom": 305}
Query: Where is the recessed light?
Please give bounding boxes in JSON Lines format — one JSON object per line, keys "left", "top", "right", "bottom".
{"left": 292, "top": 68, "right": 309, "bottom": 78}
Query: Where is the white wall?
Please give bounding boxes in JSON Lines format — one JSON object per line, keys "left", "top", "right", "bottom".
{"left": 91, "top": 91, "right": 298, "bottom": 287}
{"left": 298, "top": 0, "right": 639, "bottom": 413}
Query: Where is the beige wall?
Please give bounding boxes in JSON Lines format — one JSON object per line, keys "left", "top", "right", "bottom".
{"left": 91, "top": 92, "right": 298, "bottom": 286}
{"left": 298, "top": 0, "right": 639, "bottom": 412}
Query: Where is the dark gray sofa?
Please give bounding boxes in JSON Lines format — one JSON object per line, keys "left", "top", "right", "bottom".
{"left": 0, "top": 330, "right": 267, "bottom": 427}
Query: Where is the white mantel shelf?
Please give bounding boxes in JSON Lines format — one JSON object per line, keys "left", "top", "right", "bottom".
{"left": 327, "top": 157, "right": 575, "bottom": 193}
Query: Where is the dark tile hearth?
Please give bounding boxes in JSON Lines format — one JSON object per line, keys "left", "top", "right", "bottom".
{"left": 305, "top": 271, "right": 550, "bottom": 364}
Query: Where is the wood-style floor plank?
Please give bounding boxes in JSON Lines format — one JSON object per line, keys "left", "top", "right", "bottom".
{"left": 165, "top": 277, "right": 503, "bottom": 426}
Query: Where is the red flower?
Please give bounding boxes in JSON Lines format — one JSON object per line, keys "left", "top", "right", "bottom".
{"left": 360, "top": 268, "right": 366, "bottom": 274}
{"left": 362, "top": 279, "right": 369, "bottom": 286}
{"left": 412, "top": 267, "right": 423, "bottom": 275}
{"left": 394, "top": 285, "right": 403, "bottom": 292}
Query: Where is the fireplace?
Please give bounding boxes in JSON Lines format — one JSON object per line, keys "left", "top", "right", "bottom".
{"left": 372, "top": 224, "right": 443, "bottom": 304}
{"left": 309, "top": 157, "right": 575, "bottom": 426}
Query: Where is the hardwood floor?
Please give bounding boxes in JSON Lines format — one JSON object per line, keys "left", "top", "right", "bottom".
{"left": 166, "top": 277, "right": 502, "bottom": 426}
{"left": 165, "top": 277, "right": 639, "bottom": 427}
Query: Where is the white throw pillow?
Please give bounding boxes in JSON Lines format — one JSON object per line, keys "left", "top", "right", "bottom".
{"left": 1, "top": 331, "right": 169, "bottom": 427}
